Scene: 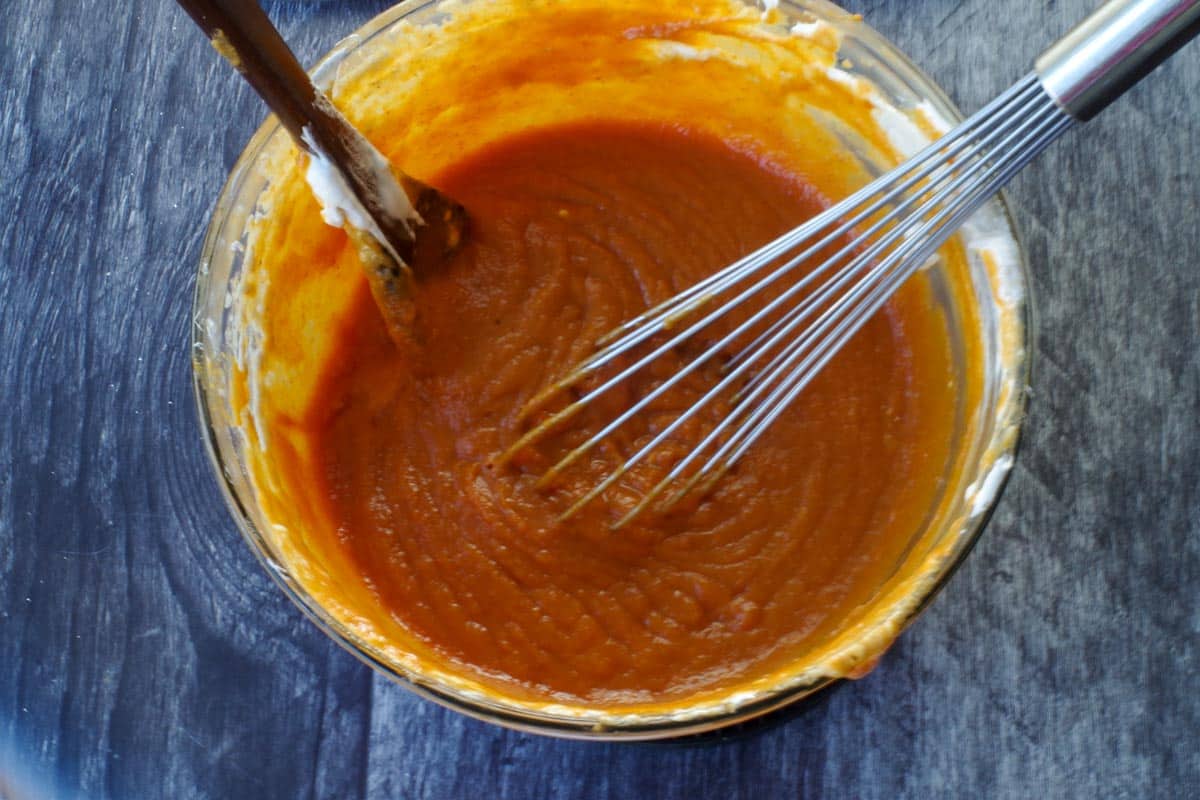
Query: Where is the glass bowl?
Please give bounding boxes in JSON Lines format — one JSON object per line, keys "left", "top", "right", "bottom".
{"left": 192, "top": 0, "right": 1030, "bottom": 739}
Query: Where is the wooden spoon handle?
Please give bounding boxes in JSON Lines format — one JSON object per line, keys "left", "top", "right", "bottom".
{"left": 175, "top": 0, "right": 326, "bottom": 145}
{"left": 175, "top": 0, "right": 466, "bottom": 270}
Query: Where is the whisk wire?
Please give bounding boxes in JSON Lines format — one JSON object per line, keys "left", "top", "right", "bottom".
{"left": 510, "top": 73, "right": 1076, "bottom": 525}
{"left": 673, "top": 104, "right": 1075, "bottom": 509}
{"left": 517, "top": 76, "right": 1049, "bottom": 430}
{"left": 724, "top": 79, "right": 1045, "bottom": 376}
{"left": 733, "top": 88, "right": 1066, "bottom": 403}
{"left": 515, "top": 79, "right": 1050, "bottom": 484}
{"left": 588, "top": 74, "right": 1044, "bottom": 357}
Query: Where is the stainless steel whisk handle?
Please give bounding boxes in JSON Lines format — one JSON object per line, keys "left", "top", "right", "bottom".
{"left": 1037, "top": 0, "right": 1200, "bottom": 121}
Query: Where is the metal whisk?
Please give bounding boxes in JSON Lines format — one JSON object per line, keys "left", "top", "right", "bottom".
{"left": 502, "top": 0, "right": 1200, "bottom": 527}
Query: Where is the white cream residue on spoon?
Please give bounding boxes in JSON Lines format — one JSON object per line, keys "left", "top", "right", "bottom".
{"left": 300, "top": 95, "right": 423, "bottom": 265}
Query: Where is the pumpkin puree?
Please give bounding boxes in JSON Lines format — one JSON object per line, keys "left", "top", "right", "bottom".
{"left": 232, "top": 0, "right": 981, "bottom": 717}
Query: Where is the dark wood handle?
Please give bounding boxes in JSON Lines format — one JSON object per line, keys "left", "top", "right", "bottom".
{"left": 175, "top": 0, "right": 469, "bottom": 322}
{"left": 174, "top": 0, "right": 422, "bottom": 261}
{"left": 174, "top": 0, "right": 324, "bottom": 146}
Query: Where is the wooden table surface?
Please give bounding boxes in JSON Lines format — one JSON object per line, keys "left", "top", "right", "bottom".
{"left": 2, "top": 1, "right": 1198, "bottom": 797}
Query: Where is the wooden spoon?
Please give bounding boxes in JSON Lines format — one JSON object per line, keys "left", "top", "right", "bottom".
{"left": 176, "top": 0, "right": 468, "bottom": 346}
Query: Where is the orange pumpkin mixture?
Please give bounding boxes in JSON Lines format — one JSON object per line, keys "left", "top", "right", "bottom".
{"left": 232, "top": 0, "right": 983, "bottom": 717}
{"left": 304, "top": 119, "right": 956, "bottom": 704}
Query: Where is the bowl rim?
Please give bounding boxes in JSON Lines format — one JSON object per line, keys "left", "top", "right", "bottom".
{"left": 190, "top": 0, "right": 1033, "bottom": 741}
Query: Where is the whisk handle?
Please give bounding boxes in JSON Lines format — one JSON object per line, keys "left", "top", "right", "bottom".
{"left": 1036, "top": 0, "right": 1200, "bottom": 120}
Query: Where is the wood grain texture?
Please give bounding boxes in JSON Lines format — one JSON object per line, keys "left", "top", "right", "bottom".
{"left": 0, "top": 1, "right": 1196, "bottom": 798}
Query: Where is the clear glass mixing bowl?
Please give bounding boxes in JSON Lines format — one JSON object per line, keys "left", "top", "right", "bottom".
{"left": 192, "top": 0, "right": 1030, "bottom": 739}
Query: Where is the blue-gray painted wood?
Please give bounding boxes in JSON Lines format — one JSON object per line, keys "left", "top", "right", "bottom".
{"left": 1, "top": 1, "right": 1197, "bottom": 798}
